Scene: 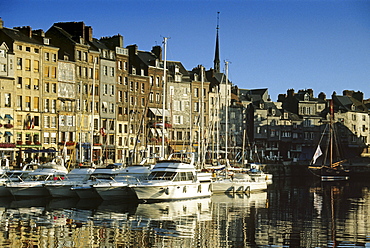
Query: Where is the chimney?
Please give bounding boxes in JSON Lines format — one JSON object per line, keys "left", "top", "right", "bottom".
{"left": 287, "top": 89, "right": 295, "bottom": 97}
{"left": 127, "top": 44, "right": 138, "bottom": 55}
{"left": 14, "top": 26, "right": 32, "bottom": 37}
{"left": 352, "top": 91, "right": 364, "bottom": 102}
{"left": 84, "top": 26, "right": 93, "bottom": 42}
{"left": 0, "top": 18, "right": 3, "bottom": 29}
{"left": 151, "top": 46, "right": 162, "bottom": 61}
{"left": 318, "top": 92, "right": 326, "bottom": 100}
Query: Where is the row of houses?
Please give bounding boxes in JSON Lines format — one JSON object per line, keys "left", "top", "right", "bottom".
{"left": 0, "top": 19, "right": 369, "bottom": 167}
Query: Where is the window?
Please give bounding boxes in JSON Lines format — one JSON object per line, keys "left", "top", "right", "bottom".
{"left": 25, "top": 59, "right": 31, "bottom": 71}
{"left": 25, "top": 96, "right": 31, "bottom": 109}
{"left": 103, "top": 66, "right": 108, "bottom": 76}
{"left": 194, "top": 102, "right": 199, "bottom": 112}
{"left": 17, "top": 57, "right": 22, "bottom": 70}
{"left": 33, "top": 97, "right": 39, "bottom": 111}
{"left": 44, "top": 116, "right": 50, "bottom": 128}
{"left": 156, "top": 77, "right": 160, "bottom": 87}
{"left": 52, "top": 83, "right": 57, "bottom": 93}
{"left": 17, "top": 77, "right": 22, "bottom": 88}
{"left": 34, "top": 48, "right": 39, "bottom": 53}
{"left": 17, "top": 96, "right": 22, "bottom": 109}
{"left": 124, "top": 62, "right": 127, "bottom": 70}
{"left": 141, "top": 83, "right": 145, "bottom": 93}
{"left": 149, "top": 92, "right": 153, "bottom": 103}
{"left": 44, "top": 132, "right": 49, "bottom": 144}
{"left": 45, "top": 52, "right": 50, "bottom": 61}
{"left": 44, "top": 99, "right": 49, "bottom": 112}
{"left": 44, "top": 66, "right": 49, "bottom": 77}
{"left": 34, "top": 60, "right": 39, "bottom": 72}
{"left": 110, "top": 85, "right": 114, "bottom": 95}
{"left": 156, "top": 93, "right": 160, "bottom": 103}
{"left": 194, "top": 88, "right": 199, "bottom": 97}
{"left": 5, "top": 93, "right": 11, "bottom": 107}
{"left": 110, "top": 67, "right": 114, "bottom": 77}
{"left": 51, "top": 66, "right": 57, "bottom": 78}
{"left": 24, "top": 78, "right": 31, "bottom": 89}
{"left": 45, "top": 82, "right": 50, "bottom": 93}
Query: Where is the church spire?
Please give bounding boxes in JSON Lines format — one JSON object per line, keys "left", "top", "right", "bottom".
{"left": 214, "top": 12, "right": 220, "bottom": 73}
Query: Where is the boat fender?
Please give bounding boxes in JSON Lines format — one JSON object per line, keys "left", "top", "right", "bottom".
{"left": 165, "top": 187, "right": 169, "bottom": 195}
{"left": 183, "top": 186, "right": 187, "bottom": 193}
{"left": 197, "top": 185, "right": 202, "bottom": 193}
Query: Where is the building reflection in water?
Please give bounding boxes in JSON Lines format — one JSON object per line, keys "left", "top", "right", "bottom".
{"left": 0, "top": 180, "right": 369, "bottom": 247}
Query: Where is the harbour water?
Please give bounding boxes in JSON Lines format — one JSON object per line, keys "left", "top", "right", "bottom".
{"left": 0, "top": 177, "right": 369, "bottom": 247}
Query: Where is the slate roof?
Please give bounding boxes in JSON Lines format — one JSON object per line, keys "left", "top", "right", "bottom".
{"left": 0, "top": 27, "right": 42, "bottom": 52}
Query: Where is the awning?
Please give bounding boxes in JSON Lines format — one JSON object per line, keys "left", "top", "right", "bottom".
{"left": 4, "top": 131, "right": 13, "bottom": 136}
{"left": 149, "top": 108, "right": 170, "bottom": 117}
{"left": 4, "top": 114, "right": 13, "bottom": 120}
{"left": 24, "top": 148, "right": 39, "bottom": 153}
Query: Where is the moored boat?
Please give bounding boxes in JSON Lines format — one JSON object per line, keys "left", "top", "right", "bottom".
{"left": 6, "top": 160, "right": 68, "bottom": 197}
{"left": 129, "top": 152, "right": 212, "bottom": 202}
{"left": 45, "top": 167, "right": 95, "bottom": 198}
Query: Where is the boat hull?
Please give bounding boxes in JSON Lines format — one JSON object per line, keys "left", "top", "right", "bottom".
{"left": 7, "top": 184, "right": 50, "bottom": 197}
{"left": 72, "top": 185, "right": 100, "bottom": 199}
{"left": 132, "top": 181, "right": 212, "bottom": 202}
{"left": 309, "top": 166, "right": 350, "bottom": 181}
{"left": 94, "top": 184, "right": 136, "bottom": 200}
{"left": 47, "top": 184, "right": 78, "bottom": 198}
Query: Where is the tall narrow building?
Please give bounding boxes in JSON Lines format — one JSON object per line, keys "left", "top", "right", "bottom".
{"left": 213, "top": 12, "right": 220, "bottom": 73}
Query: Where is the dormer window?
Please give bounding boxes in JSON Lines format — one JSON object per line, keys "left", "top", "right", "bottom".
{"left": 43, "top": 38, "right": 50, "bottom": 45}
{"left": 351, "top": 104, "right": 356, "bottom": 111}
{"left": 304, "top": 93, "right": 309, "bottom": 101}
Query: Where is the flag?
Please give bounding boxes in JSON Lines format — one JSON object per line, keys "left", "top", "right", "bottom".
{"left": 100, "top": 128, "right": 106, "bottom": 136}
{"left": 312, "top": 145, "right": 323, "bottom": 164}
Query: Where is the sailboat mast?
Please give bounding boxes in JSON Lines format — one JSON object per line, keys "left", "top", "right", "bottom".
{"left": 200, "top": 65, "right": 204, "bottom": 168}
{"left": 330, "top": 99, "right": 334, "bottom": 167}
{"left": 225, "top": 61, "right": 229, "bottom": 163}
{"left": 161, "top": 37, "right": 168, "bottom": 159}
{"left": 90, "top": 61, "right": 96, "bottom": 166}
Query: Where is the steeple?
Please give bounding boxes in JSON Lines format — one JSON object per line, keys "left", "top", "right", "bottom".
{"left": 214, "top": 12, "right": 220, "bottom": 73}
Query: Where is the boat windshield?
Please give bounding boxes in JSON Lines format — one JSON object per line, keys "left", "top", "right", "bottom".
{"left": 173, "top": 172, "right": 194, "bottom": 181}
{"left": 148, "top": 171, "right": 176, "bottom": 181}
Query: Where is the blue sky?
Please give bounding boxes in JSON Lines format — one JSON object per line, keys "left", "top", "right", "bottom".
{"left": 2, "top": 0, "right": 370, "bottom": 100}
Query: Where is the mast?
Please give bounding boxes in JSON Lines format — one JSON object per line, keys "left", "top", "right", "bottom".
{"left": 200, "top": 65, "right": 204, "bottom": 168}
{"left": 225, "top": 61, "right": 229, "bottom": 164}
{"left": 330, "top": 99, "right": 334, "bottom": 167}
{"left": 90, "top": 61, "right": 96, "bottom": 166}
{"left": 161, "top": 37, "right": 168, "bottom": 158}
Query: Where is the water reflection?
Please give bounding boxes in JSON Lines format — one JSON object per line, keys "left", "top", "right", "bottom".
{"left": 0, "top": 179, "right": 369, "bottom": 247}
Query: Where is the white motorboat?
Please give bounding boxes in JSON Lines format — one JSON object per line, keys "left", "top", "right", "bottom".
{"left": 6, "top": 161, "right": 68, "bottom": 197}
{"left": 130, "top": 152, "right": 212, "bottom": 202}
{"left": 94, "top": 166, "right": 153, "bottom": 200}
{"left": 45, "top": 167, "right": 95, "bottom": 198}
{"left": 0, "top": 165, "right": 34, "bottom": 196}
{"left": 71, "top": 163, "right": 152, "bottom": 199}
{"left": 245, "top": 163, "right": 273, "bottom": 184}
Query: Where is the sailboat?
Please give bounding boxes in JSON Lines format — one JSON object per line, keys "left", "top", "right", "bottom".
{"left": 308, "top": 100, "right": 350, "bottom": 181}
